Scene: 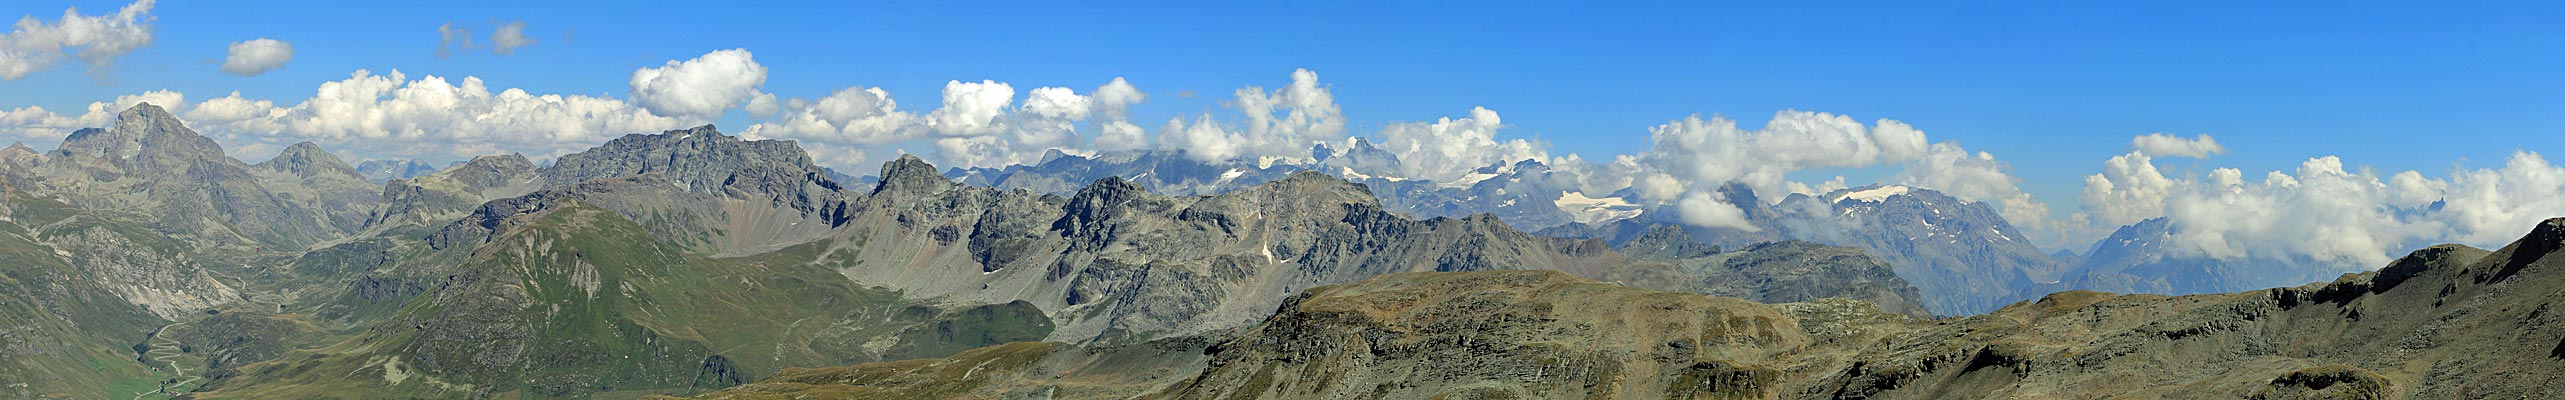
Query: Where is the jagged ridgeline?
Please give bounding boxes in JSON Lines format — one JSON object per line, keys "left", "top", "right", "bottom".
{"left": 957, "top": 148, "right": 2072, "bottom": 317}
{"left": 0, "top": 104, "right": 1935, "bottom": 398}
{"left": 686, "top": 217, "right": 2565, "bottom": 399}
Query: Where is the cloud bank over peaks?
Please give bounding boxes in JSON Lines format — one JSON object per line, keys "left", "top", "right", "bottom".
{"left": 741, "top": 75, "right": 1153, "bottom": 170}
{"left": 0, "top": 0, "right": 156, "bottom": 80}
{"left": 1631, "top": 111, "right": 1930, "bottom": 229}
{"left": 1158, "top": 68, "right": 1345, "bottom": 164}
{"left": 2080, "top": 138, "right": 2565, "bottom": 268}
{"left": 1375, "top": 107, "right": 1548, "bottom": 182}
{"left": 1, "top": 67, "right": 684, "bottom": 162}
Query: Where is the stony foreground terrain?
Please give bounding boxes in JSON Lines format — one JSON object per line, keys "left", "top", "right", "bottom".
{"left": 683, "top": 218, "right": 2565, "bottom": 399}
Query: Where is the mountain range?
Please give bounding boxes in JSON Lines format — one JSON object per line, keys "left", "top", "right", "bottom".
{"left": 0, "top": 103, "right": 2536, "bottom": 399}
{"left": 0, "top": 104, "right": 1931, "bottom": 398}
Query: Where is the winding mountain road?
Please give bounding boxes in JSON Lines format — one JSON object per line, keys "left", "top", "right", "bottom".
{"left": 132, "top": 322, "right": 199, "bottom": 400}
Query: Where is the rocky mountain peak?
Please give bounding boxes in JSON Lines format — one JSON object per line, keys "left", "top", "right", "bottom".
{"left": 543, "top": 124, "right": 833, "bottom": 197}
{"left": 1052, "top": 176, "right": 1150, "bottom": 239}
{"left": 256, "top": 141, "right": 362, "bottom": 178}
{"left": 1075, "top": 176, "right": 1146, "bottom": 200}
{"left": 113, "top": 102, "right": 186, "bottom": 135}
{"left": 61, "top": 103, "right": 208, "bottom": 161}
{"left": 1616, "top": 223, "right": 1722, "bottom": 260}
{"left": 1269, "top": 170, "right": 1376, "bottom": 200}
{"left": 872, "top": 154, "right": 954, "bottom": 196}
{"left": 0, "top": 142, "right": 36, "bottom": 165}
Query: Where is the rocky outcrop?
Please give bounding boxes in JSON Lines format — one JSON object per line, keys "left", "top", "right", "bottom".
{"left": 1169, "top": 270, "right": 1810, "bottom": 399}
{"left": 1688, "top": 240, "right": 1932, "bottom": 318}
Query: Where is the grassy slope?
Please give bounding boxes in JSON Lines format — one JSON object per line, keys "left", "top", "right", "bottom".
{"left": 201, "top": 201, "right": 1048, "bottom": 399}
{"left": 0, "top": 191, "right": 179, "bottom": 399}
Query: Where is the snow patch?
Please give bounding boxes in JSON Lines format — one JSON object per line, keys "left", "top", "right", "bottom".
{"left": 1338, "top": 167, "right": 1374, "bottom": 181}
{"left": 1442, "top": 172, "right": 1499, "bottom": 188}
{"left": 1554, "top": 191, "right": 1644, "bottom": 225}
{"left": 1212, "top": 168, "right": 1245, "bottom": 185}
{"left": 1833, "top": 185, "right": 1909, "bottom": 203}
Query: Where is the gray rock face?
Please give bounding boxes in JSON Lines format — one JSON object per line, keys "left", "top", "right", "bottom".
{"left": 1792, "top": 186, "right": 2062, "bottom": 315}
{"left": 430, "top": 125, "right": 853, "bottom": 254}
{"left": 544, "top": 125, "right": 843, "bottom": 201}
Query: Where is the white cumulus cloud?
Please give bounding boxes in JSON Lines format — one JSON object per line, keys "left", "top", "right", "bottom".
{"left": 2131, "top": 133, "right": 2225, "bottom": 158}
{"left": 220, "top": 38, "right": 292, "bottom": 76}
{"left": 1375, "top": 107, "right": 1546, "bottom": 182}
{"left": 1091, "top": 77, "right": 1148, "bottom": 152}
{"left": 924, "top": 80, "right": 1017, "bottom": 137}
{"left": 1157, "top": 68, "right": 1344, "bottom": 164}
{"left": 0, "top": 0, "right": 156, "bottom": 80}
{"left": 629, "top": 49, "right": 767, "bottom": 119}
{"left": 2080, "top": 151, "right": 2180, "bottom": 226}
{"left": 745, "top": 76, "right": 1153, "bottom": 170}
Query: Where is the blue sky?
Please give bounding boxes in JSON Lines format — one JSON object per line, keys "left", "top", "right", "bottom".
{"left": 3, "top": 0, "right": 2562, "bottom": 254}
